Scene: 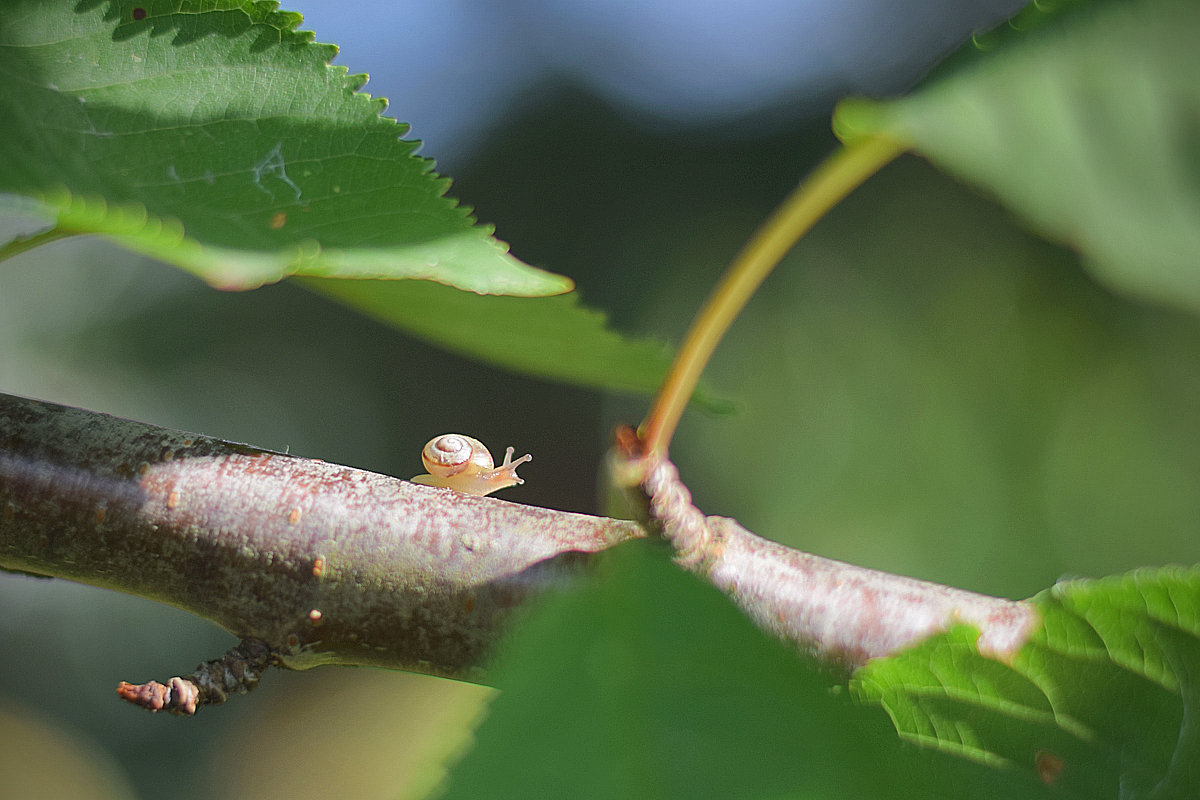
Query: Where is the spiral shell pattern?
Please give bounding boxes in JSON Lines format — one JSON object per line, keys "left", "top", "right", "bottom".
{"left": 421, "top": 434, "right": 492, "bottom": 478}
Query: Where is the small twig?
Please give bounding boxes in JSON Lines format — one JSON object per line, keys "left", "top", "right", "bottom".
{"left": 116, "top": 638, "right": 276, "bottom": 715}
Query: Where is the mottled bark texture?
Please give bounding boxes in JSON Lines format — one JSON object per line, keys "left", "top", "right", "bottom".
{"left": 2, "top": 395, "right": 1040, "bottom": 716}
{"left": 633, "top": 455, "right": 1040, "bottom": 667}
{"left": 0, "top": 393, "right": 643, "bottom": 685}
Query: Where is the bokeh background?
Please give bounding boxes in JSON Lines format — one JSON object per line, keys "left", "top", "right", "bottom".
{"left": 4, "top": 1, "right": 1199, "bottom": 798}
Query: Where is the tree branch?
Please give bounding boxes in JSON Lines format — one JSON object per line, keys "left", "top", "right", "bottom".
{"left": 1, "top": 395, "right": 1040, "bottom": 716}
{"left": 0, "top": 393, "right": 643, "bottom": 692}
{"left": 614, "top": 431, "right": 1040, "bottom": 668}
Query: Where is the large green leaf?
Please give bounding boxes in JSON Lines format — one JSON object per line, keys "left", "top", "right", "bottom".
{"left": 441, "top": 542, "right": 1052, "bottom": 800}
{"left": 835, "top": 0, "right": 1200, "bottom": 312}
{"left": 0, "top": 0, "right": 569, "bottom": 296}
{"left": 854, "top": 566, "right": 1200, "bottom": 799}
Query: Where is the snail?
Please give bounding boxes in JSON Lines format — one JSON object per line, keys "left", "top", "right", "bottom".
{"left": 411, "top": 434, "right": 531, "bottom": 496}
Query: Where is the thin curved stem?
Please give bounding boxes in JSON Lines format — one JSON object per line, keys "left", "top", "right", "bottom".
{"left": 0, "top": 226, "right": 78, "bottom": 264}
{"left": 638, "top": 134, "right": 905, "bottom": 459}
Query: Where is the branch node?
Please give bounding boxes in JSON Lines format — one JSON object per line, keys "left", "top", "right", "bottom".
{"left": 610, "top": 436, "right": 723, "bottom": 573}
{"left": 641, "top": 457, "right": 722, "bottom": 572}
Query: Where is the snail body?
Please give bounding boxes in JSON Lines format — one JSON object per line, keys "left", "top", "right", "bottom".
{"left": 411, "top": 434, "right": 531, "bottom": 496}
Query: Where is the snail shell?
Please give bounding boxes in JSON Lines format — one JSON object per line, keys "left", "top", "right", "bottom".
{"left": 412, "top": 434, "right": 531, "bottom": 496}
{"left": 421, "top": 434, "right": 494, "bottom": 477}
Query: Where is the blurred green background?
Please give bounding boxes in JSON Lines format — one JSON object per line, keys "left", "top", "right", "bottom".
{"left": 4, "top": 3, "right": 1200, "bottom": 799}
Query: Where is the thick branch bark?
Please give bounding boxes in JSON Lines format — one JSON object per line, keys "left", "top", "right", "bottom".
{"left": 0, "top": 393, "right": 643, "bottom": 681}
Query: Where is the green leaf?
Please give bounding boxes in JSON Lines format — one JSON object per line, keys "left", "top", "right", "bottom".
{"left": 853, "top": 566, "right": 1200, "bottom": 799}
{"left": 441, "top": 541, "right": 1053, "bottom": 800}
{"left": 305, "top": 277, "right": 729, "bottom": 409}
{"left": 0, "top": 0, "right": 570, "bottom": 296}
{"left": 834, "top": 0, "right": 1200, "bottom": 312}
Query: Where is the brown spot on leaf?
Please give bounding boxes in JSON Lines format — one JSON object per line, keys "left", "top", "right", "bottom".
{"left": 1036, "top": 750, "right": 1064, "bottom": 784}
